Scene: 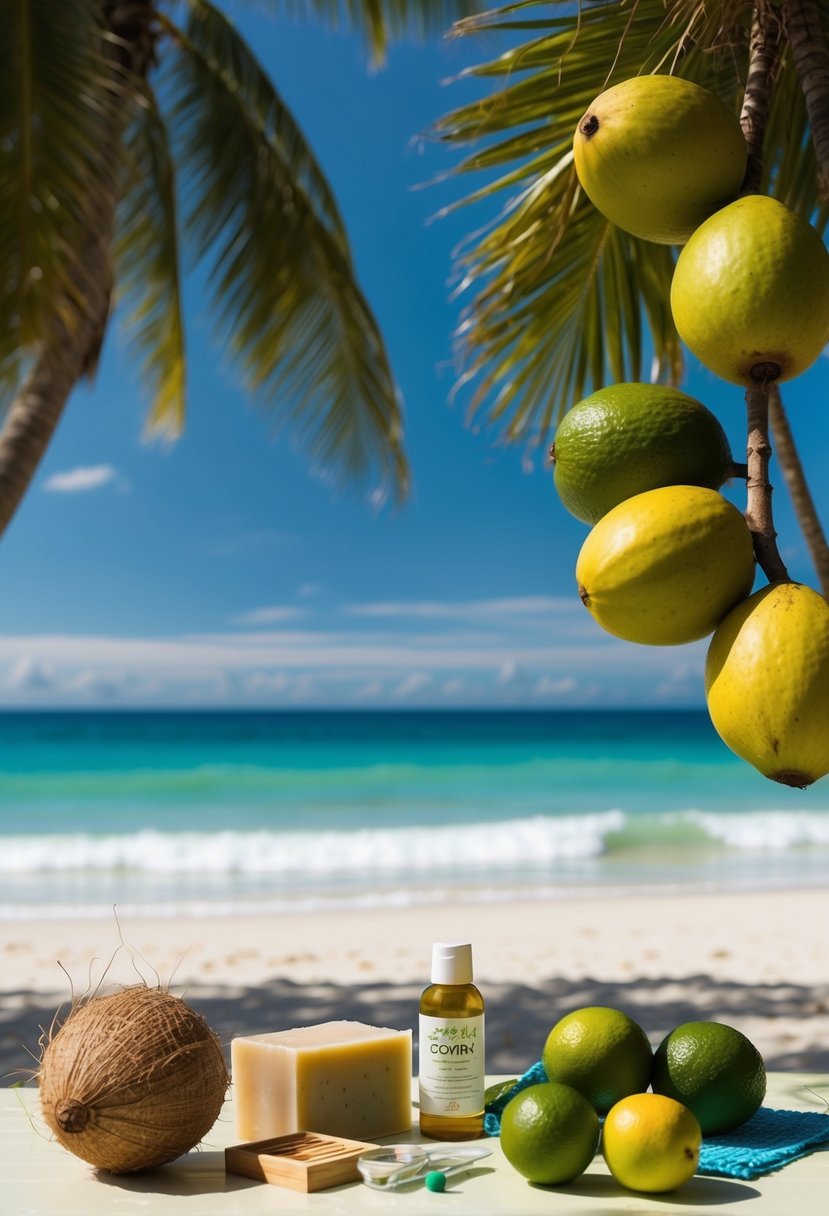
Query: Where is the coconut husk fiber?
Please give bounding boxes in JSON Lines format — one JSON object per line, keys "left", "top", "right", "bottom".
{"left": 38, "top": 985, "right": 229, "bottom": 1173}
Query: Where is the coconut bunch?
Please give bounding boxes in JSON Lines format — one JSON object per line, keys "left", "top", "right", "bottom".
{"left": 564, "top": 74, "right": 829, "bottom": 789}
{"left": 39, "top": 985, "right": 229, "bottom": 1173}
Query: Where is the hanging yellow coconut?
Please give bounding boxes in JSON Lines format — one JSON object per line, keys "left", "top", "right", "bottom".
{"left": 576, "top": 485, "right": 755, "bottom": 646}
{"left": 573, "top": 75, "right": 746, "bottom": 244}
{"left": 705, "top": 582, "right": 829, "bottom": 787}
{"left": 671, "top": 195, "right": 829, "bottom": 385}
{"left": 39, "top": 986, "right": 229, "bottom": 1173}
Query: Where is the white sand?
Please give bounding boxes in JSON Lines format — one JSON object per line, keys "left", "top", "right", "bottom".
{"left": 3, "top": 888, "right": 829, "bottom": 1082}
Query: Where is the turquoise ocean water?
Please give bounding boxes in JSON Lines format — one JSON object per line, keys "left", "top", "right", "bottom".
{"left": 2, "top": 710, "right": 828, "bottom": 919}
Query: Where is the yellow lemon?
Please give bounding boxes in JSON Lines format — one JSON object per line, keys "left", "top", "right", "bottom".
{"left": 542, "top": 1006, "right": 652, "bottom": 1115}
{"left": 500, "top": 1081, "right": 599, "bottom": 1185}
{"left": 671, "top": 195, "right": 829, "bottom": 385}
{"left": 573, "top": 75, "right": 746, "bottom": 244}
{"left": 552, "top": 383, "right": 733, "bottom": 524}
{"left": 603, "top": 1093, "right": 701, "bottom": 1193}
{"left": 576, "top": 485, "right": 755, "bottom": 646}
{"left": 705, "top": 582, "right": 829, "bottom": 787}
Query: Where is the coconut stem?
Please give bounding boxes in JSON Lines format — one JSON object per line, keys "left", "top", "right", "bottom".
{"left": 745, "top": 382, "right": 790, "bottom": 583}
{"left": 769, "top": 383, "right": 829, "bottom": 596}
{"left": 56, "top": 1097, "right": 90, "bottom": 1133}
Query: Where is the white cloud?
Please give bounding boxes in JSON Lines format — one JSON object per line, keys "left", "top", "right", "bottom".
{"left": 7, "top": 655, "right": 53, "bottom": 690}
{"left": 355, "top": 679, "right": 384, "bottom": 699}
{"left": 64, "top": 669, "right": 123, "bottom": 699}
{"left": 346, "top": 597, "right": 575, "bottom": 621}
{"left": 535, "top": 675, "right": 578, "bottom": 696}
{"left": 394, "top": 672, "right": 433, "bottom": 698}
{"left": 234, "top": 606, "right": 307, "bottom": 627}
{"left": 0, "top": 622, "right": 708, "bottom": 708}
{"left": 43, "top": 464, "right": 120, "bottom": 493}
{"left": 496, "top": 660, "right": 524, "bottom": 685}
{"left": 297, "top": 583, "right": 322, "bottom": 598}
{"left": 244, "top": 671, "right": 290, "bottom": 695}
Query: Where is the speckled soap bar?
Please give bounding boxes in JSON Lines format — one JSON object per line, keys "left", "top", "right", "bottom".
{"left": 231, "top": 1020, "right": 412, "bottom": 1142}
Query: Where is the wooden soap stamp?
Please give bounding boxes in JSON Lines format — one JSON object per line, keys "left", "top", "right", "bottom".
{"left": 225, "top": 1131, "right": 378, "bottom": 1192}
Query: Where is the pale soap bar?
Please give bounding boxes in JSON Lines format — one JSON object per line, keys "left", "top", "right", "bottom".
{"left": 231, "top": 1020, "right": 413, "bottom": 1142}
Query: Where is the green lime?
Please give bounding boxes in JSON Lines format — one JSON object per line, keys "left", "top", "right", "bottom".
{"left": 542, "top": 1006, "right": 652, "bottom": 1115}
{"left": 651, "top": 1021, "right": 766, "bottom": 1134}
{"left": 484, "top": 1078, "right": 519, "bottom": 1106}
{"left": 500, "top": 1081, "right": 599, "bottom": 1185}
{"left": 552, "top": 383, "right": 732, "bottom": 524}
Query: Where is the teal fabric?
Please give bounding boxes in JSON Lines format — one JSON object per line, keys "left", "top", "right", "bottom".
{"left": 483, "top": 1062, "right": 547, "bottom": 1136}
{"left": 483, "top": 1064, "right": 829, "bottom": 1180}
{"left": 698, "top": 1106, "right": 829, "bottom": 1180}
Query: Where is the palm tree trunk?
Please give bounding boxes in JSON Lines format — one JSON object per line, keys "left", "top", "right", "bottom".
{"left": 785, "top": 0, "right": 829, "bottom": 198}
{"left": 769, "top": 385, "right": 829, "bottom": 596}
{"left": 739, "top": 6, "right": 784, "bottom": 195}
{"left": 0, "top": 306, "right": 111, "bottom": 538}
{"left": 0, "top": 1, "right": 156, "bottom": 540}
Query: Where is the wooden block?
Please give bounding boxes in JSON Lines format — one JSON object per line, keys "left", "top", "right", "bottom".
{"left": 224, "top": 1131, "right": 378, "bottom": 1193}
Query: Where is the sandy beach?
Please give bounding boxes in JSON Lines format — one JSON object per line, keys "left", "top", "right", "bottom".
{"left": 3, "top": 887, "right": 828, "bottom": 1085}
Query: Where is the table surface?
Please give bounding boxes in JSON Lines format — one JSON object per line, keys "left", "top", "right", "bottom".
{"left": 4, "top": 1073, "right": 829, "bottom": 1215}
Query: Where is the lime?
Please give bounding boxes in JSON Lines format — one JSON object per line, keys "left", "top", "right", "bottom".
{"left": 541, "top": 1006, "right": 652, "bottom": 1115}
{"left": 552, "top": 383, "right": 732, "bottom": 525}
{"left": 651, "top": 1021, "right": 766, "bottom": 1134}
{"left": 603, "top": 1092, "right": 701, "bottom": 1193}
{"left": 500, "top": 1081, "right": 599, "bottom": 1185}
{"left": 484, "top": 1078, "right": 519, "bottom": 1106}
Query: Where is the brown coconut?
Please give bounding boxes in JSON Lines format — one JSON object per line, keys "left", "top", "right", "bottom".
{"left": 38, "top": 985, "right": 229, "bottom": 1173}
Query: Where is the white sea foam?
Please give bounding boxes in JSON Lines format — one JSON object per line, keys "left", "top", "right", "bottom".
{"left": 3, "top": 809, "right": 829, "bottom": 881}
{"left": 684, "top": 810, "right": 829, "bottom": 850}
{"left": 0, "top": 811, "right": 624, "bottom": 877}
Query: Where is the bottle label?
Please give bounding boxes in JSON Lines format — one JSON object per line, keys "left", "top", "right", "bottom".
{"left": 418, "top": 1014, "right": 485, "bottom": 1117}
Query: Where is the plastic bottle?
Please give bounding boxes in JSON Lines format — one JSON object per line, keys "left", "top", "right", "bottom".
{"left": 418, "top": 941, "right": 485, "bottom": 1140}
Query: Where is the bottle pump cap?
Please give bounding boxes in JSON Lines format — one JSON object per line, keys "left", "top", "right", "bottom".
{"left": 431, "top": 941, "right": 474, "bottom": 985}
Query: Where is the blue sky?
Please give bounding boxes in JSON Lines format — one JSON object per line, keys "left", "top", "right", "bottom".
{"left": 2, "top": 11, "right": 829, "bottom": 709}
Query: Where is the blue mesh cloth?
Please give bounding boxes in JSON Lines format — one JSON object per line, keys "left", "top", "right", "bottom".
{"left": 483, "top": 1063, "right": 829, "bottom": 1180}
{"left": 483, "top": 1062, "right": 548, "bottom": 1136}
{"left": 698, "top": 1106, "right": 829, "bottom": 1179}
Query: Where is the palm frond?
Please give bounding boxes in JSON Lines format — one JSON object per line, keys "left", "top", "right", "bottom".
{"left": 164, "top": 0, "right": 409, "bottom": 499}
{"left": 255, "top": 1, "right": 480, "bottom": 64}
{"left": 114, "top": 84, "right": 187, "bottom": 438}
{"left": 0, "top": 0, "right": 119, "bottom": 396}
{"left": 436, "top": 0, "right": 826, "bottom": 445}
{"left": 452, "top": 161, "right": 680, "bottom": 442}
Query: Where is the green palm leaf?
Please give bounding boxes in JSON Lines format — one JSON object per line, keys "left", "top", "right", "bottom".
{"left": 437, "top": 0, "right": 827, "bottom": 445}
{"left": 163, "top": 0, "right": 409, "bottom": 499}
{"left": 256, "top": 1, "right": 481, "bottom": 64}
{"left": 115, "top": 85, "right": 187, "bottom": 438}
{"left": 0, "top": 0, "right": 118, "bottom": 394}
{"left": 452, "top": 162, "right": 679, "bottom": 442}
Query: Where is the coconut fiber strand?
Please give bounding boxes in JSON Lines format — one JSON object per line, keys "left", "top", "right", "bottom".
{"left": 484, "top": 1064, "right": 829, "bottom": 1179}
{"left": 39, "top": 986, "right": 229, "bottom": 1173}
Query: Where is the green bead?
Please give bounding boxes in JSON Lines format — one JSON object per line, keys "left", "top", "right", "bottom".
{"left": 425, "top": 1170, "right": 447, "bottom": 1192}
